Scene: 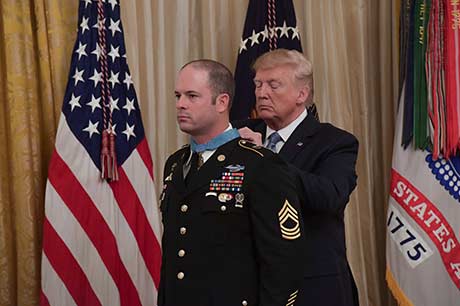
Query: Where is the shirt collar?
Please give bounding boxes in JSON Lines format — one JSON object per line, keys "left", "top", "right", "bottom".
{"left": 266, "top": 108, "right": 307, "bottom": 143}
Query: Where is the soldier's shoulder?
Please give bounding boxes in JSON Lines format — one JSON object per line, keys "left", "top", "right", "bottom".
{"left": 236, "top": 139, "right": 275, "bottom": 159}
{"left": 166, "top": 144, "right": 190, "bottom": 163}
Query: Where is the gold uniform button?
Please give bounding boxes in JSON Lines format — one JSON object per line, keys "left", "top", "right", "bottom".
{"left": 178, "top": 249, "right": 186, "bottom": 257}
{"left": 180, "top": 204, "right": 188, "bottom": 212}
{"left": 220, "top": 205, "right": 227, "bottom": 212}
{"left": 180, "top": 227, "right": 187, "bottom": 235}
{"left": 177, "top": 272, "right": 185, "bottom": 280}
{"left": 242, "top": 301, "right": 248, "bottom": 306}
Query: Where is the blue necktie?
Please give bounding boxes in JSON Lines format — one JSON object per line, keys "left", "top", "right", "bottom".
{"left": 266, "top": 132, "right": 282, "bottom": 152}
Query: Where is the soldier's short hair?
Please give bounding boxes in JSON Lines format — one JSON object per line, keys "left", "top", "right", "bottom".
{"left": 253, "top": 49, "right": 314, "bottom": 106}
{"left": 181, "top": 59, "right": 235, "bottom": 109}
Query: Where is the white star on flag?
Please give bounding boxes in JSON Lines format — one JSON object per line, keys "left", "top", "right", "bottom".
{"left": 109, "top": 96, "right": 120, "bottom": 113}
{"left": 80, "top": 17, "right": 90, "bottom": 34}
{"left": 123, "top": 98, "right": 136, "bottom": 116}
{"left": 249, "top": 30, "right": 260, "bottom": 46}
{"left": 109, "top": 18, "right": 121, "bottom": 36}
{"left": 239, "top": 38, "right": 248, "bottom": 54}
{"left": 291, "top": 26, "right": 300, "bottom": 39}
{"left": 279, "top": 21, "right": 290, "bottom": 38}
{"left": 109, "top": 123, "right": 117, "bottom": 136}
{"left": 108, "top": 0, "right": 118, "bottom": 10}
{"left": 82, "top": 120, "right": 100, "bottom": 138}
{"left": 123, "top": 72, "right": 134, "bottom": 90}
{"left": 91, "top": 43, "right": 102, "bottom": 61}
{"left": 83, "top": 0, "right": 92, "bottom": 8}
{"left": 75, "top": 42, "right": 87, "bottom": 60}
{"left": 68, "top": 94, "right": 82, "bottom": 112}
{"left": 92, "top": 18, "right": 106, "bottom": 31}
{"left": 108, "top": 45, "right": 120, "bottom": 62}
{"left": 122, "top": 123, "right": 136, "bottom": 141}
{"left": 261, "top": 25, "right": 269, "bottom": 42}
{"left": 89, "top": 69, "right": 102, "bottom": 88}
{"left": 86, "top": 95, "right": 101, "bottom": 113}
{"left": 108, "top": 71, "right": 120, "bottom": 88}
{"left": 72, "top": 68, "right": 85, "bottom": 86}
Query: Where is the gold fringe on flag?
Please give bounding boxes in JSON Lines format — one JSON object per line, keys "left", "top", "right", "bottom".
{"left": 386, "top": 267, "right": 415, "bottom": 306}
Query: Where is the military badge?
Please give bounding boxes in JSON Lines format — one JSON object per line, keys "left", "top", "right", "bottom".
{"left": 225, "top": 164, "right": 245, "bottom": 172}
{"left": 278, "top": 200, "right": 301, "bottom": 240}
{"left": 218, "top": 193, "right": 233, "bottom": 203}
{"left": 286, "top": 290, "right": 299, "bottom": 306}
{"left": 235, "top": 193, "right": 244, "bottom": 208}
{"left": 209, "top": 170, "right": 245, "bottom": 192}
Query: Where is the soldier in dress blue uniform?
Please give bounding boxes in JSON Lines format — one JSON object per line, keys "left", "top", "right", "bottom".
{"left": 157, "top": 59, "right": 305, "bottom": 306}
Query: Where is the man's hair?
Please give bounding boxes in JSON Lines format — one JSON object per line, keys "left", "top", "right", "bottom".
{"left": 181, "top": 59, "right": 235, "bottom": 108}
{"left": 253, "top": 49, "right": 314, "bottom": 105}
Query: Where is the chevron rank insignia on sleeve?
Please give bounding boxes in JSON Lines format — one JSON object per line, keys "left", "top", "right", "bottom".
{"left": 278, "top": 200, "right": 301, "bottom": 240}
{"left": 286, "top": 290, "right": 299, "bottom": 306}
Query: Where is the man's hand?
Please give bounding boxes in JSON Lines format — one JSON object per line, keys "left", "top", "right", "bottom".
{"left": 238, "top": 127, "right": 263, "bottom": 146}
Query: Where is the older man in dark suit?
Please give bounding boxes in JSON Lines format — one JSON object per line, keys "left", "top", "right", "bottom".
{"left": 237, "top": 49, "right": 360, "bottom": 306}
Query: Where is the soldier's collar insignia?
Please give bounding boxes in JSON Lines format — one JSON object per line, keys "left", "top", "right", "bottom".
{"left": 164, "top": 173, "right": 173, "bottom": 181}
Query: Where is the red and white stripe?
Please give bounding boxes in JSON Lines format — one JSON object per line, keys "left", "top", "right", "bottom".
{"left": 41, "top": 115, "right": 162, "bottom": 306}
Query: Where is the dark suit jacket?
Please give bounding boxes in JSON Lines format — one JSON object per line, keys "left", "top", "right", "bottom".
{"left": 234, "top": 115, "right": 360, "bottom": 306}
{"left": 158, "top": 138, "right": 305, "bottom": 306}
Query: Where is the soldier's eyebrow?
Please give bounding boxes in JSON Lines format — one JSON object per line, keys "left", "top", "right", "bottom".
{"left": 184, "top": 90, "right": 200, "bottom": 96}
{"left": 174, "top": 90, "right": 201, "bottom": 95}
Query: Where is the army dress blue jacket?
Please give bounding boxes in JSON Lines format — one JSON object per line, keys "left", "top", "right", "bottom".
{"left": 158, "top": 138, "right": 305, "bottom": 306}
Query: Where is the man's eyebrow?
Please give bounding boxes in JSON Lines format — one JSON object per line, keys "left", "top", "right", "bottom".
{"left": 174, "top": 90, "right": 200, "bottom": 95}
{"left": 253, "top": 78, "right": 279, "bottom": 82}
{"left": 184, "top": 90, "right": 200, "bottom": 95}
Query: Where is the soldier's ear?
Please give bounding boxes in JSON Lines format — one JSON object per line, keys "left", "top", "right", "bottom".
{"left": 215, "top": 93, "right": 230, "bottom": 113}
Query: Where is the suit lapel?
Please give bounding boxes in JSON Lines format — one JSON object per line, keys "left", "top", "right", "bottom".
{"left": 278, "top": 115, "right": 321, "bottom": 163}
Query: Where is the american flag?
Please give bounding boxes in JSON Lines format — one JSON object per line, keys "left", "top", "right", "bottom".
{"left": 231, "top": 0, "right": 303, "bottom": 120}
{"left": 40, "top": 1, "right": 162, "bottom": 305}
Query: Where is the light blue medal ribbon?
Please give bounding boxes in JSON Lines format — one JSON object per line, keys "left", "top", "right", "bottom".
{"left": 190, "top": 128, "right": 240, "bottom": 153}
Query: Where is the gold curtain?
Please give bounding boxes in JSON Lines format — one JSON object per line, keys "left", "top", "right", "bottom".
{"left": 0, "top": 0, "right": 399, "bottom": 305}
{"left": 0, "top": 0, "right": 77, "bottom": 305}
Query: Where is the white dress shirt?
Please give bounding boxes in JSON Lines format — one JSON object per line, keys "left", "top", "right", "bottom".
{"left": 264, "top": 109, "right": 307, "bottom": 153}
